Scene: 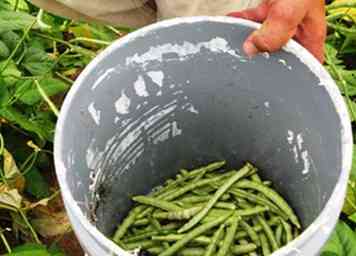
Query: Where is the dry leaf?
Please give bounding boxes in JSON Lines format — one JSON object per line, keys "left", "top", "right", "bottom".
{"left": 32, "top": 211, "right": 71, "bottom": 237}
{"left": 23, "top": 197, "right": 50, "bottom": 210}
{"left": 3, "top": 148, "right": 25, "bottom": 191}
{"left": 0, "top": 187, "right": 22, "bottom": 210}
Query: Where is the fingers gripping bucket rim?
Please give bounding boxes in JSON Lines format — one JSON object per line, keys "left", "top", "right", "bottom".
{"left": 54, "top": 16, "right": 353, "bottom": 255}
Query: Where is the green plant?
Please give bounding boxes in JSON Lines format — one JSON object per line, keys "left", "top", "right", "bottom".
{"left": 0, "top": 0, "right": 354, "bottom": 254}
{"left": 0, "top": 0, "right": 124, "bottom": 254}
{"left": 321, "top": 0, "right": 356, "bottom": 255}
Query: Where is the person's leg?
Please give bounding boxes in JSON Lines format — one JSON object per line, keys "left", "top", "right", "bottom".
{"left": 156, "top": 0, "right": 263, "bottom": 19}
{"left": 29, "top": 0, "right": 95, "bottom": 22}
{"left": 29, "top": 0, "right": 156, "bottom": 28}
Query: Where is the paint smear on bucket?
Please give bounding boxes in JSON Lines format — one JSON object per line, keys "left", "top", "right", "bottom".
{"left": 134, "top": 75, "right": 149, "bottom": 97}
{"left": 115, "top": 91, "right": 131, "bottom": 114}
{"left": 88, "top": 102, "right": 101, "bottom": 125}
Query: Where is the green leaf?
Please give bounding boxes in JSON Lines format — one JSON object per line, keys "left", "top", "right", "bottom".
{"left": 351, "top": 147, "right": 356, "bottom": 181}
{"left": 21, "top": 47, "right": 55, "bottom": 76}
{"left": 0, "top": 1, "right": 12, "bottom": 10}
{"left": 41, "top": 11, "right": 69, "bottom": 32}
{"left": 0, "top": 31, "right": 23, "bottom": 57}
{"left": 325, "top": 43, "right": 344, "bottom": 66}
{"left": 321, "top": 221, "right": 356, "bottom": 256}
{"left": 0, "top": 11, "right": 36, "bottom": 33}
{"left": 0, "top": 60, "right": 21, "bottom": 86}
{"left": 24, "top": 167, "right": 50, "bottom": 199}
{"left": 31, "top": 111, "right": 56, "bottom": 134}
{"left": 48, "top": 244, "right": 65, "bottom": 256}
{"left": 8, "top": 244, "right": 61, "bottom": 256}
{"left": 0, "top": 106, "right": 53, "bottom": 141}
{"left": 0, "top": 78, "right": 10, "bottom": 107}
{"left": 344, "top": 98, "right": 356, "bottom": 122}
{"left": 343, "top": 181, "right": 356, "bottom": 215}
{"left": 349, "top": 212, "right": 356, "bottom": 224}
{"left": 333, "top": 70, "right": 356, "bottom": 96}
{"left": 342, "top": 70, "right": 356, "bottom": 86}
{"left": 17, "top": 78, "right": 68, "bottom": 105}
{"left": 5, "top": 0, "right": 29, "bottom": 11}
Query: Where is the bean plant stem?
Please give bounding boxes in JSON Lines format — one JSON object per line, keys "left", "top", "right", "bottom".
{"left": 325, "top": 44, "right": 356, "bottom": 121}
{"left": 0, "top": 231, "right": 11, "bottom": 253}
{"left": 35, "top": 80, "right": 60, "bottom": 117}
{"left": 0, "top": 20, "right": 37, "bottom": 75}
{"left": 18, "top": 209, "right": 41, "bottom": 244}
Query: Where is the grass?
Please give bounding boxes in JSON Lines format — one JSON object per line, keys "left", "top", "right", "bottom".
{"left": 0, "top": 0, "right": 355, "bottom": 255}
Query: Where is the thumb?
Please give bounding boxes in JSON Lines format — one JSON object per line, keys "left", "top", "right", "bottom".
{"left": 242, "top": 1, "right": 307, "bottom": 57}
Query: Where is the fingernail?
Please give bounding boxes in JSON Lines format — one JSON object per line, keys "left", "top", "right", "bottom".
{"left": 243, "top": 41, "right": 259, "bottom": 57}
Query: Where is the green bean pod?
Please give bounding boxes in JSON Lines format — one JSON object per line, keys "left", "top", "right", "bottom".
{"left": 179, "top": 165, "right": 251, "bottom": 233}
{"left": 257, "top": 215, "right": 279, "bottom": 251}
{"left": 125, "top": 240, "right": 158, "bottom": 250}
{"left": 113, "top": 206, "right": 142, "bottom": 242}
{"left": 204, "top": 224, "right": 225, "bottom": 256}
{"left": 240, "top": 220, "right": 260, "bottom": 246}
{"left": 123, "top": 230, "right": 159, "bottom": 243}
{"left": 275, "top": 224, "right": 283, "bottom": 246}
{"left": 179, "top": 248, "right": 205, "bottom": 256}
{"left": 217, "top": 214, "right": 240, "bottom": 256}
{"left": 235, "top": 206, "right": 269, "bottom": 217}
{"left": 231, "top": 244, "right": 258, "bottom": 255}
{"left": 158, "top": 214, "right": 232, "bottom": 256}
{"left": 153, "top": 207, "right": 202, "bottom": 220}
{"left": 132, "top": 196, "right": 183, "bottom": 211}
{"left": 280, "top": 218, "right": 293, "bottom": 243}
{"left": 163, "top": 172, "right": 235, "bottom": 201}
{"left": 259, "top": 233, "right": 271, "bottom": 256}
{"left": 229, "top": 188, "right": 289, "bottom": 220}
{"left": 234, "top": 180, "right": 301, "bottom": 228}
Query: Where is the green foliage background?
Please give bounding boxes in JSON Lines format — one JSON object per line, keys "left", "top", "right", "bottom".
{"left": 0, "top": 0, "right": 355, "bottom": 255}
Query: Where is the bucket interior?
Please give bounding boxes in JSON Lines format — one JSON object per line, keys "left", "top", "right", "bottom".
{"left": 57, "top": 20, "right": 342, "bottom": 238}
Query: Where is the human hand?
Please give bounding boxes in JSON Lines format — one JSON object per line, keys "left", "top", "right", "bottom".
{"left": 228, "top": 0, "right": 326, "bottom": 63}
